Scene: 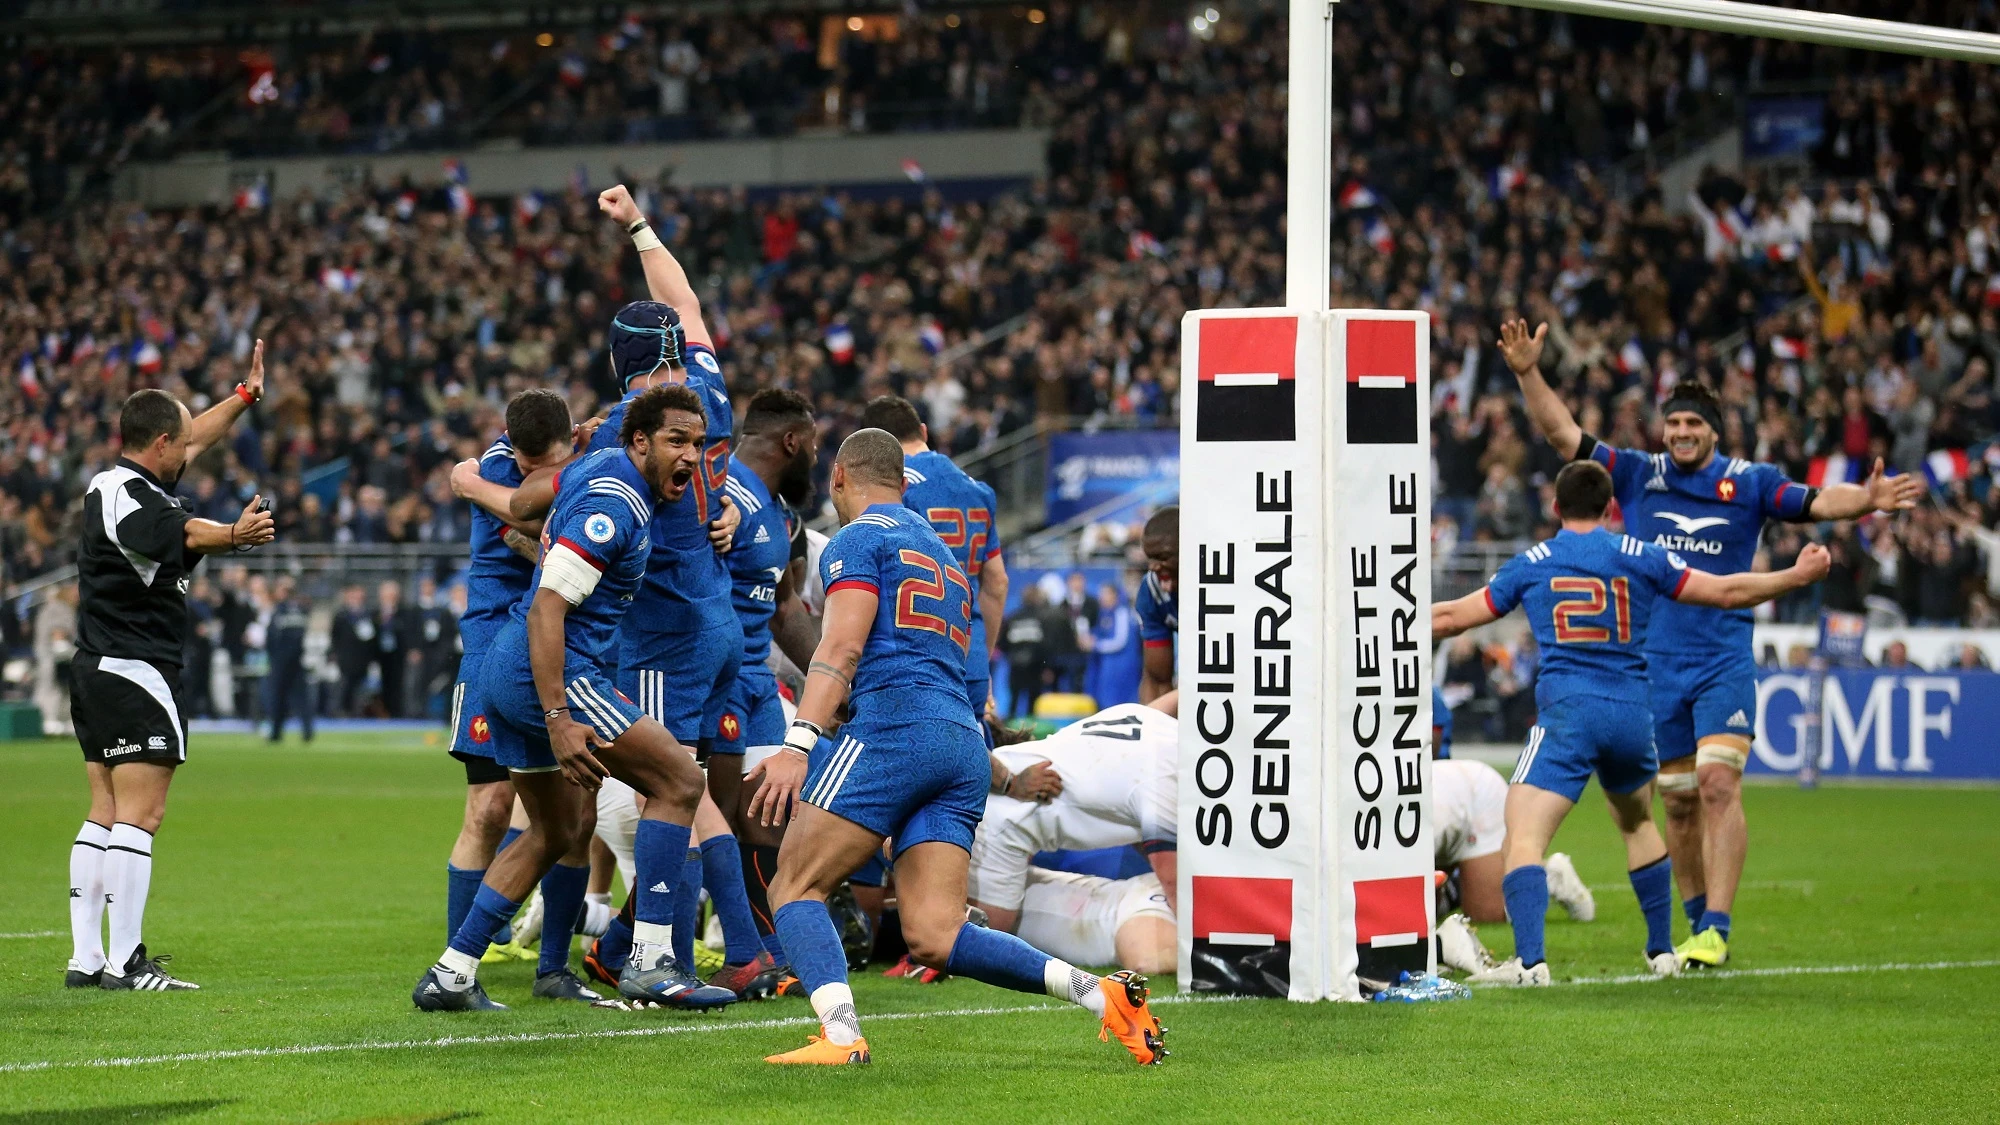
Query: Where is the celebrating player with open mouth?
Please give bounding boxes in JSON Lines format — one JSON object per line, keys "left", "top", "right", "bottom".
{"left": 1433, "top": 461, "right": 1830, "bottom": 984}
{"left": 1498, "top": 318, "right": 1921, "bottom": 967}
{"left": 746, "top": 429, "right": 1168, "bottom": 1066}
{"left": 413, "top": 386, "right": 735, "bottom": 1013}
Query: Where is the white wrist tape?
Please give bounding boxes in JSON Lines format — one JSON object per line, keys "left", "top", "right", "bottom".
{"left": 783, "top": 720, "right": 819, "bottom": 757}
{"left": 630, "top": 223, "right": 663, "bottom": 254}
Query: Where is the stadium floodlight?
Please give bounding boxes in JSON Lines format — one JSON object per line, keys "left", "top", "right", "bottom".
{"left": 1181, "top": 0, "right": 2000, "bottom": 1004}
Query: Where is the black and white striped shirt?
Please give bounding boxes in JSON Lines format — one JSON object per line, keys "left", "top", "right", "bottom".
{"left": 77, "top": 458, "right": 200, "bottom": 667}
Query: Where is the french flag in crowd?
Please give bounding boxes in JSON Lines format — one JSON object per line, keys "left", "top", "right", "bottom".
{"left": 515, "top": 191, "right": 544, "bottom": 224}
{"left": 1765, "top": 239, "right": 1801, "bottom": 263}
{"left": 1771, "top": 335, "right": 1812, "bottom": 361}
{"left": 1615, "top": 338, "right": 1647, "bottom": 376}
{"left": 443, "top": 158, "right": 468, "bottom": 185}
{"left": 1924, "top": 448, "right": 1971, "bottom": 489}
{"left": 558, "top": 54, "right": 588, "bottom": 88}
{"left": 569, "top": 164, "right": 590, "bottom": 196}
{"left": 1488, "top": 163, "right": 1527, "bottom": 199}
{"left": 901, "top": 159, "right": 926, "bottom": 183}
{"left": 448, "top": 183, "right": 473, "bottom": 218}
{"left": 133, "top": 339, "right": 162, "bottom": 374}
{"left": 1337, "top": 181, "right": 1379, "bottom": 211}
{"left": 1715, "top": 204, "right": 1749, "bottom": 246}
{"left": 394, "top": 191, "right": 418, "bottom": 220}
{"left": 1807, "top": 453, "right": 1863, "bottom": 488}
{"left": 918, "top": 318, "right": 944, "bottom": 356}
{"left": 1128, "top": 230, "right": 1164, "bottom": 260}
{"left": 825, "top": 322, "right": 856, "bottom": 364}
{"left": 1364, "top": 215, "right": 1394, "bottom": 255}
{"left": 18, "top": 353, "right": 39, "bottom": 396}
{"left": 322, "top": 266, "right": 361, "bottom": 293}
{"left": 233, "top": 179, "right": 268, "bottom": 212}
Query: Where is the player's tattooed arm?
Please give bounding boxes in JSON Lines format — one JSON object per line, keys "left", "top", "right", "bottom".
{"left": 792, "top": 587, "right": 873, "bottom": 729}
{"left": 808, "top": 660, "right": 852, "bottom": 690}
{"left": 771, "top": 559, "right": 822, "bottom": 670}
{"left": 1432, "top": 588, "right": 1501, "bottom": 640}
{"left": 502, "top": 527, "right": 542, "bottom": 563}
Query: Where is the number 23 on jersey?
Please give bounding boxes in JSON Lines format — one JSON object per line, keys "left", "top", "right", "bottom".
{"left": 894, "top": 548, "right": 973, "bottom": 654}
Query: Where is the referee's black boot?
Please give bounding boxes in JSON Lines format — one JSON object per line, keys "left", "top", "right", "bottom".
{"left": 99, "top": 944, "right": 199, "bottom": 991}
{"left": 64, "top": 960, "right": 102, "bottom": 989}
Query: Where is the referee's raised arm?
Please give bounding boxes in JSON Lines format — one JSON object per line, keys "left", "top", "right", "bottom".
{"left": 63, "top": 337, "right": 275, "bottom": 995}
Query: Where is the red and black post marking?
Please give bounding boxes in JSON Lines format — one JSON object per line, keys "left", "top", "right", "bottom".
{"left": 1345, "top": 319, "right": 1420, "bottom": 445}
{"left": 1194, "top": 317, "right": 1297, "bottom": 443}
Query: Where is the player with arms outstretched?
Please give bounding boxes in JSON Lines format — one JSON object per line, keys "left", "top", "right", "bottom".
{"left": 746, "top": 430, "right": 1167, "bottom": 1066}
{"left": 1432, "top": 461, "right": 1829, "bottom": 985}
{"left": 859, "top": 395, "right": 1009, "bottom": 723}
{"left": 413, "top": 386, "right": 734, "bottom": 1012}
{"left": 1497, "top": 318, "right": 1919, "bottom": 966}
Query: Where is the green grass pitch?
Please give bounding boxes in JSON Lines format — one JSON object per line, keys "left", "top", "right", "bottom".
{"left": 0, "top": 731, "right": 1995, "bottom": 1123}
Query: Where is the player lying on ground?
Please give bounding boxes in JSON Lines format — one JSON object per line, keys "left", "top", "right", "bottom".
{"left": 1498, "top": 317, "right": 1919, "bottom": 967}
{"left": 967, "top": 695, "right": 1178, "bottom": 944}
{"left": 1431, "top": 460, "right": 1829, "bottom": 986}
{"left": 1014, "top": 867, "right": 1176, "bottom": 976}
{"left": 745, "top": 429, "right": 1168, "bottom": 1065}
{"left": 67, "top": 350, "right": 274, "bottom": 993}
{"left": 413, "top": 385, "right": 735, "bottom": 1012}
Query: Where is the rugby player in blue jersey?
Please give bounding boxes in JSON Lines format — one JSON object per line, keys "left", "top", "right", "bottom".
{"left": 441, "top": 389, "right": 614, "bottom": 1001}
{"left": 1498, "top": 318, "right": 1919, "bottom": 967}
{"left": 1432, "top": 461, "right": 1829, "bottom": 984}
{"left": 859, "top": 395, "right": 1009, "bottom": 723}
{"left": 1135, "top": 506, "right": 1177, "bottom": 704}
{"left": 713, "top": 388, "right": 823, "bottom": 982}
{"left": 413, "top": 385, "right": 734, "bottom": 1012}
{"left": 745, "top": 429, "right": 1167, "bottom": 1066}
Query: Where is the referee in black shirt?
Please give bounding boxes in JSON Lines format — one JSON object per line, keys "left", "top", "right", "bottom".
{"left": 65, "top": 340, "right": 276, "bottom": 992}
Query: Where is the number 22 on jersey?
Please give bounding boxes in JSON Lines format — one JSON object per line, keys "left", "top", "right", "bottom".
{"left": 894, "top": 549, "right": 973, "bottom": 654}
{"left": 1549, "top": 576, "right": 1631, "bottom": 644}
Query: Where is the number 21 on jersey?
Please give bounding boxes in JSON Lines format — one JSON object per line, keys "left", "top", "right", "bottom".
{"left": 894, "top": 548, "right": 972, "bottom": 654}
{"left": 1549, "top": 576, "right": 1631, "bottom": 644}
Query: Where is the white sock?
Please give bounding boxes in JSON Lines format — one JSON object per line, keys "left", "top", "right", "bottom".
{"left": 104, "top": 823, "right": 155, "bottom": 974}
{"left": 435, "top": 946, "right": 480, "bottom": 990}
{"left": 1045, "top": 958, "right": 1106, "bottom": 1018}
{"left": 586, "top": 891, "right": 611, "bottom": 907}
{"left": 69, "top": 821, "right": 110, "bottom": 973}
{"left": 580, "top": 900, "right": 614, "bottom": 938}
{"left": 809, "top": 981, "right": 864, "bottom": 1045}
{"left": 632, "top": 920, "right": 672, "bottom": 968}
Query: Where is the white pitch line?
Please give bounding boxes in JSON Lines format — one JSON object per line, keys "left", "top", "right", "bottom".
{"left": 0, "top": 931, "right": 63, "bottom": 940}
{"left": 0, "top": 993, "right": 1242, "bottom": 1075}
{"left": 1582, "top": 879, "right": 1816, "bottom": 895}
{"left": 4, "top": 960, "right": 1994, "bottom": 1074}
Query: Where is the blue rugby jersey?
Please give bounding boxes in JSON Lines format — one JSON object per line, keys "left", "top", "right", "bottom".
{"left": 820, "top": 503, "right": 979, "bottom": 731}
{"left": 589, "top": 341, "right": 734, "bottom": 635}
{"left": 1483, "top": 528, "right": 1692, "bottom": 709}
{"left": 901, "top": 449, "right": 1002, "bottom": 685}
{"left": 507, "top": 447, "right": 655, "bottom": 664}
{"left": 1582, "top": 437, "right": 1811, "bottom": 659}
{"left": 1136, "top": 571, "right": 1177, "bottom": 650}
{"left": 459, "top": 435, "right": 534, "bottom": 657}
{"left": 721, "top": 456, "right": 796, "bottom": 665}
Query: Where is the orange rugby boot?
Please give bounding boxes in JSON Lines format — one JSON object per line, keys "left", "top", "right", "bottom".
{"left": 1096, "top": 970, "right": 1169, "bottom": 1065}
{"left": 765, "top": 1029, "right": 872, "bottom": 1065}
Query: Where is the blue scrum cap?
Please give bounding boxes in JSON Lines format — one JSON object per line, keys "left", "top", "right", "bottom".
{"left": 608, "top": 300, "right": 687, "bottom": 386}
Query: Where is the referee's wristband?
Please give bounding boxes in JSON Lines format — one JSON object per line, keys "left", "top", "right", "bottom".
{"left": 783, "top": 719, "right": 822, "bottom": 758}
{"left": 627, "top": 218, "right": 663, "bottom": 254}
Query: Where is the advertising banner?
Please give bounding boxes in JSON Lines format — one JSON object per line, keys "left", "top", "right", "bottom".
{"left": 1752, "top": 668, "right": 2000, "bottom": 780}
{"left": 1044, "top": 430, "right": 1180, "bottom": 525}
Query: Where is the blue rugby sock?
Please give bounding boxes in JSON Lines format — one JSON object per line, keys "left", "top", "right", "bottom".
{"left": 1502, "top": 865, "right": 1550, "bottom": 968}
{"left": 537, "top": 863, "right": 590, "bottom": 976}
{"left": 673, "top": 849, "right": 702, "bottom": 970}
{"left": 446, "top": 864, "right": 485, "bottom": 942}
{"left": 448, "top": 884, "right": 522, "bottom": 960}
{"left": 944, "top": 922, "right": 1053, "bottom": 995}
{"left": 632, "top": 819, "right": 691, "bottom": 927}
{"left": 1697, "top": 909, "right": 1731, "bottom": 940}
{"left": 598, "top": 915, "right": 635, "bottom": 974}
{"left": 1683, "top": 893, "right": 1707, "bottom": 930}
{"left": 1629, "top": 857, "right": 1674, "bottom": 957}
{"left": 700, "top": 835, "right": 764, "bottom": 964}
{"left": 774, "top": 900, "right": 848, "bottom": 996}
{"left": 497, "top": 826, "right": 523, "bottom": 854}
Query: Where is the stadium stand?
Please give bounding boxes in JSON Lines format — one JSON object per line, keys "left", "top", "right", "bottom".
{"left": 6, "top": 0, "right": 2000, "bottom": 726}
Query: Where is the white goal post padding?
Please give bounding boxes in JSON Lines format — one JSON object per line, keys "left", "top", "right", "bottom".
{"left": 1176, "top": 308, "right": 1433, "bottom": 1002}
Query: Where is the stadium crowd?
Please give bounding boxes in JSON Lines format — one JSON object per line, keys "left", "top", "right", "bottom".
{"left": 10, "top": 0, "right": 2000, "bottom": 726}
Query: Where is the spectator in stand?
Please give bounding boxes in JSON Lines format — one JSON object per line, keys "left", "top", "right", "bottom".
{"left": 1082, "top": 582, "right": 1140, "bottom": 709}
{"left": 1880, "top": 640, "right": 1917, "bottom": 670}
